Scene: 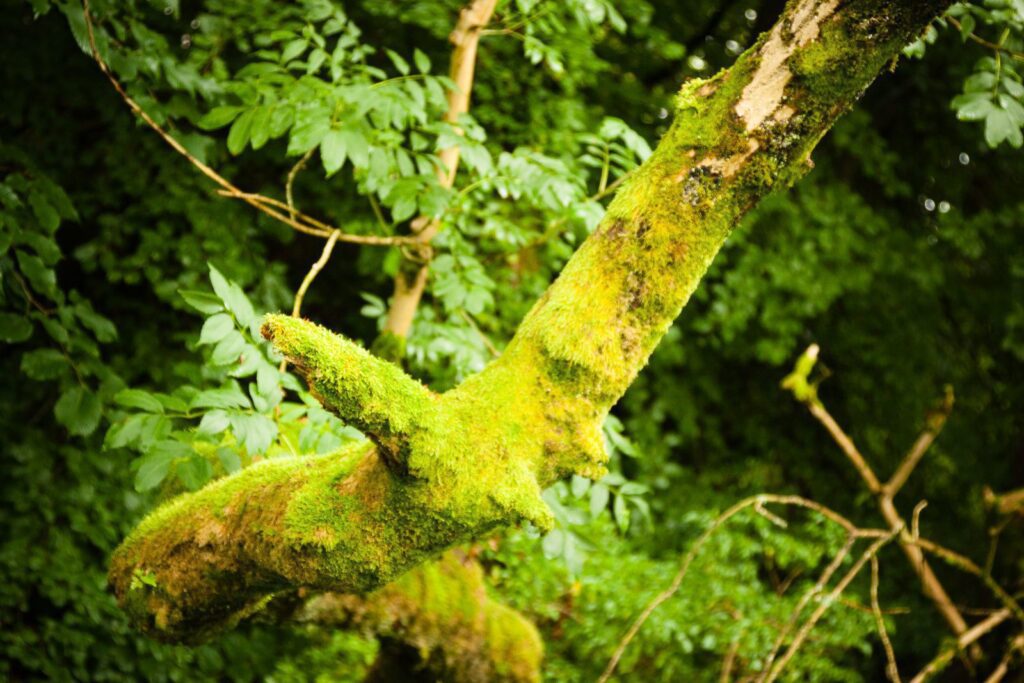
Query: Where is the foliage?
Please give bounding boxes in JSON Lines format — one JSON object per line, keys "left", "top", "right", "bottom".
{"left": 1, "top": 0, "right": 1021, "bottom": 681}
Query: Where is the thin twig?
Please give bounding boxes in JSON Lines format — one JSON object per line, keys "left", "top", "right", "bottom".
{"left": 908, "top": 609, "right": 1013, "bottom": 683}
{"left": 286, "top": 149, "right": 315, "bottom": 220}
{"left": 886, "top": 386, "right": 953, "bottom": 496}
{"left": 946, "top": 16, "right": 1024, "bottom": 62}
{"left": 598, "top": 494, "right": 888, "bottom": 683}
{"left": 758, "top": 534, "right": 857, "bottom": 680}
{"left": 81, "top": 0, "right": 410, "bottom": 247}
{"left": 279, "top": 230, "right": 342, "bottom": 372}
{"left": 872, "top": 556, "right": 902, "bottom": 683}
{"left": 983, "top": 635, "right": 1024, "bottom": 683}
{"left": 764, "top": 529, "right": 901, "bottom": 683}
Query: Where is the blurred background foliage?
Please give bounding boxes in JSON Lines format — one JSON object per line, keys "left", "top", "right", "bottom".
{"left": 0, "top": 0, "right": 1022, "bottom": 680}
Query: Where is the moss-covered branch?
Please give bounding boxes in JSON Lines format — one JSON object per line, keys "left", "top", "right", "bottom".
{"left": 263, "top": 315, "right": 435, "bottom": 468}
{"left": 294, "top": 551, "right": 542, "bottom": 682}
{"left": 110, "top": 0, "right": 951, "bottom": 641}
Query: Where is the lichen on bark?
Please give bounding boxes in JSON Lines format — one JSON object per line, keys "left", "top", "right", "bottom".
{"left": 109, "top": 0, "right": 952, "bottom": 642}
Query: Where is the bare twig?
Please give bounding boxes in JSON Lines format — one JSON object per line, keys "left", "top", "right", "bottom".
{"left": 908, "top": 609, "right": 1013, "bottom": 683}
{"left": 279, "top": 230, "right": 342, "bottom": 371}
{"left": 285, "top": 149, "right": 315, "bottom": 220}
{"left": 758, "top": 535, "right": 857, "bottom": 680}
{"left": 764, "top": 529, "right": 901, "bottom": 683}
{"left": 871, "top": 556, "right": 902, "bottom": 683}
{"left": 983, "top": 634, "right": 1024, "bottom": 683}
{"left": 885, "top": 386, "right": 953, "bottom": 497}
{"left": 946, "top": 16, "right": 1024, "bottom": 62}
{"left": 598, "top": 494, "right": 888, "bottom": 683}
{"left": 783, "top": 346, "right": 973, "bottom": 647}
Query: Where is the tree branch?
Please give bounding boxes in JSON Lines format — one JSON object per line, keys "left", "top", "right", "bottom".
{"left": 81, "top": 0, "right": 414, "bottom": 247}
{"left": 110, "top": 0, "right": 953, "bottom": 642}
{"left": 262, "top": 315, "right": 434, "bottom": 466}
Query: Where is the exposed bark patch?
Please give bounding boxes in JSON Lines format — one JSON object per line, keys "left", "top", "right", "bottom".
{"left": 735, "top": 0, "right": 840, "bottom": 131}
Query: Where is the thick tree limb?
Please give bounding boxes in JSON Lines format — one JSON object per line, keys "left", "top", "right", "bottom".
{"left": 294, "top": 551, "right": 542, "bottom": 682}
{"left": 109, "top": 0, "right": 952, "bottom": 641}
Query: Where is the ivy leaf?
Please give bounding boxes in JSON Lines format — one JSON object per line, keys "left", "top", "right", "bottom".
{"left": 0, "top": 313, "right": 33, "bottom": 342}
{"left": 54, "top": 386, "right": 102, "bottom": 436}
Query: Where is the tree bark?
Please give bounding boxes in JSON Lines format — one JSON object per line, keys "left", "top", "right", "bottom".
{"left": 109, "top": 0, "right": 952, "bottom": 641}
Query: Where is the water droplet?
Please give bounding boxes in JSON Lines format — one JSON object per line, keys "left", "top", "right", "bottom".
{"left": 180, "top": 34, "right": 192, "bottom": 49}
{"left": 745, "top": 9, "right": 758, "bottom": 21}
{"left": 190, "top": 19, "right": 200, "bottom": 30}
{"left": 658, "top": 108, "right": 669, "bottom": 120}
{"left": 163, "top": 5, "right": 172, "bottom": 15}
{"left": 726, "top": 40, "right": 741, "bottom": 54}
{"left": 923, "top": 198, "right": 936, "bottom": 212}
{"left": 688, "top": 55, "right": 707, "bottom": 71}
{"left": 938, "top": 201, "right": 951, "bottom": 214}
{"left": 958, "top": 152, "right": 970, "bottom": 165}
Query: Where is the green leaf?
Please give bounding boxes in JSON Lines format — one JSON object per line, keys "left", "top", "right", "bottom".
{"left": 321, "top": 128, "right": 348, "bottom": 174}
{"left": 198, "top": 409, "right": 231, "bottom": 435}
{"left": 20, "top": 348, "right": 67, "bottom": 379}
{"left": 385, "top": 48, "right": 410, "bottom": 75}
{"left": 114, "top": 389, "right": 164, "bottom": 413}
{"left": 216, "top": 447, "right": 242, "bottom": 474}
{"left": 29, "top": 192, "right": 60, "bottom": 232}
{"left": 177, "top": 455, "right": 213, "bottom": 491}
{"left": 570, "top": 474, "right": 591, "bottom": 498}
{"left": 74, "top": 303, "right": 117, "bottom": 342}
{"left": 589, "top": 483, "right": 610, "bottom": 516}
{"left": 179, "top": 289, "right": 224, "bottom": 315}
{"left": 229, "top": 413, "right": 278, "bottom": 454}
{"left": 16, "top": 250, "right": 57, "bottom": 299}
{"left": 985, "top": 108, "right": 1019, "bottom": 147}
{"left": 288, "top": 109, "right": 330, "bottom": 156}
{"left": 413, "top": 48, "right": 431, "bottom": 74}
{"left": 105, "top": 414, "right": 148, "bottom": 450}
{"left": 191, "top": 384, "right": 252, "bottom": 410}
{"left": 199, "top": 313, "right": 234, "bottom": 345}
{"left": 226, "top": 108, "right": 256, "bottom": 155}
{"left": 134, "top": 442, "right": 190, "bottom": 491}
{"left": 340, "top": 127, "right": 369, "bottom": 168}
{"left": 0, "top": 313, "right": 33, "bottom": 343}
{"left": 211, "top": 330, "right": 247, "bottom": 366}
{"left": 281, "top": 38, "right": 308, "bottom": 63}
{"left": 54, "top": 386, "right": 102, "bottom": 436}
{"left": 613, "top": 493, "right": 630, "bottom": 532}
{"left": 197, "top": 106, "right": 245, "bottom": 131}
{"left": 208, "top": 264, "right": 256, "bottom": 326}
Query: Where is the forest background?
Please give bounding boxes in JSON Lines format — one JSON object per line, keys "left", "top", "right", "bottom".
{"left": 1, "top": 0, "right": 1022, "bottom": 681}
